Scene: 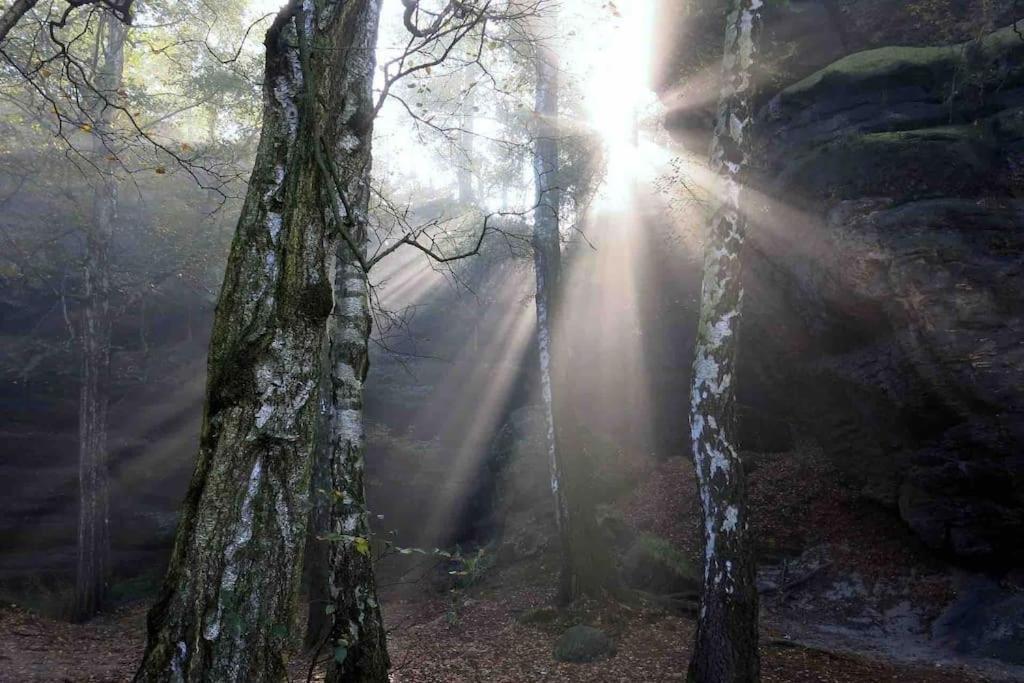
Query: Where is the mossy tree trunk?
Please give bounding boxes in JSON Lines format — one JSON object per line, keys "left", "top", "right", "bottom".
{"left": 72, "top": 8, "right": 126, "bottom": 624}
{"left": 687, "top": 0, "right": 763, "bottom": 681}
{"left": 135, "top": 1, "right": 382, "bottom": 680}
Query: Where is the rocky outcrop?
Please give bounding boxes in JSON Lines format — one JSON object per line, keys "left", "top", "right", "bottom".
{"left": 655, "top": 1, "right": 1024, "bottom": 563}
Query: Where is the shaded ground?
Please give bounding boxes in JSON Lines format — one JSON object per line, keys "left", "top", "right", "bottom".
{"left": 2, "top": 451, "right": 1021, "bottom": 681}
{"left": 0, "top": 575, "right": 988, "bottom": 683}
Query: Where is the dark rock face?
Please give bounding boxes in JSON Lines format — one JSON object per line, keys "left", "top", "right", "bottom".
{"left": 553, "top": 625, "right": 616, "bottom": 663}
{"left": 655, "top": 0, "right": 1024, "bottom": 563}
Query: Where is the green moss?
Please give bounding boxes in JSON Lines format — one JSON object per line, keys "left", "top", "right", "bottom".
{"left": 861, "top": 125, "right": 987, "bottom": 144}
{"left": 635, "top": 534, "right": 698, "bottom": 581}
{"left": 783, "top": 23, "right": 1024, "bottom": 99}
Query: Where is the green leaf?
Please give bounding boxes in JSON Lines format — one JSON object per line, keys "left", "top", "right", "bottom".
{"left": 325, "top": 604, "right": 336, "bottom": 615}
{"left": 354, "top": 536, "right": 370, "bottom": 556}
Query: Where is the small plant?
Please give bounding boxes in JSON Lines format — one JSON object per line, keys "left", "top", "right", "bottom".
{"left": 449, "top": 545, "right": 495, "bottom": 589}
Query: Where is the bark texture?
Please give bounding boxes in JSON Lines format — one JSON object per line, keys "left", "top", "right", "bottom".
{"left": 300, "top": 0, "right": 389, "bottom": 678}
{"left": 531, "top": 41, "right": 573, "bottom": 605}
{"left": 71, "top": 9, "right": 125, "bottom": 623}
{"left": 135, "top": 2, "right": 381, "bottom": 680}
{"left": 320, "top": 260, "right": 389, "bottom": 682}
{"left": 687, "top": 0, "right": 763, "bottom": 681}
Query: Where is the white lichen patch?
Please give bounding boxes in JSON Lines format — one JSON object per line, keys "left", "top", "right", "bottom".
{"left": 722, "top": 505, "right": 739, "bottom": 532}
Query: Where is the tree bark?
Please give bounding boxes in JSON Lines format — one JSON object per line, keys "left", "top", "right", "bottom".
{"left": 687, "top": 1, "right": 763, "bottom": 681}
{"left": 71, "top": 8, "right": 126, "bottom": 623}
{"left": 531, "top": 40, "right": 574, "bottom": 606}
{"left": 320, "top": 258, "right": 389, "bottom": 682}
{"left": 135, "top": 2, "right": 382, "bottom": 680}
{"left": 0, "top": 0, "right": 38, "bottom": 46}
{"left": 298, "top": 0, "right": 389, "bottom": 678}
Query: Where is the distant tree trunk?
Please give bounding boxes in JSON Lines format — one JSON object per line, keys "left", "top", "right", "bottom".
{"left": 457, "top": 69, "right": 476, "bottom": 204}
{"left": 71, "top": 9, "right": 126, "bottom": 623}
{"left": 135, "top": 2, "right": 382, "bottom": 681}
{"left": 687, "top": 1, "right": 763, "bottom": 681}
{"left": 531, "top": 40, "right": 574, "bottom": 606}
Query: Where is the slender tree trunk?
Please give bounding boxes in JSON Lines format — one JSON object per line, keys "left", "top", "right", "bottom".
{"left": 71, "top": 9, "right": 126, "bottom": 623}
{"left": 320, "top": 258, "right": 389, "bottom": 682}
{"left": 300, "top": 1, "right": 389, "bottom": 677}
{"left": 457, "top": 68, "right": 476, "bottom": 204}
{"left": 135, "top": 2, "right": 381, "bottom": 680}
{"left": 687, "top": 1, "right": 763, "bottom": 681}
{"left": 531, "top": 40, "right": 573, "bottom": 606}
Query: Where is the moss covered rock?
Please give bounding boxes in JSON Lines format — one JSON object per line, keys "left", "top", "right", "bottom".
{"left": 620, "top": 534, "right": 699, "bottom": 597}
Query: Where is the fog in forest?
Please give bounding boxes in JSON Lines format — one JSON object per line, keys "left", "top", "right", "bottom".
{"left": 1, "top": 1, "right": 1023, "bottom": 681}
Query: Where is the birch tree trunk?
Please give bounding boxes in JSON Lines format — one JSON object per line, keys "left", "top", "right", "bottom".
{"left": 320, "top": 257, "right": 389, "bottom": 682}
{"left": 71, "top": 9, "right": 126, "bottom": 623}
{"left": 135, "top": 2, "right": 382, "bottom": 680}
{"left": 687, "top": 1, "right": 763, "bottom": 681}
{"left": 302, "top": 2, "right": 389, "bottom": 677}
{"left": 531, "top": 40, "right": 574, "bottom": 606}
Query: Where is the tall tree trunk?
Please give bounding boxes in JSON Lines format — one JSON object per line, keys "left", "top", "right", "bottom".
{"left": 135, "top": 2, "right": 382, "bottom": 680}
{"left": 531, "top": 40, "right": 573, "bottom": 606}
{"left": 302, "top": 2, "right": 389, "bottom": 677}
{"left": 687, "top": 1, "right": 763, "bottom": 681}
{"left": 71, "top": 9, "right": 126, "bottom": 623}
{"left": 457, "top": 68, "right": 476, "bottom": 204}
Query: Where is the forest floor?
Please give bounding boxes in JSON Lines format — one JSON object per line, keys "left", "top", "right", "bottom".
{"left": 0, "top": 567, "right": 992, "bottom": 683}
{"left": 1, "top": 452, "right": 1021, "bottom": 681}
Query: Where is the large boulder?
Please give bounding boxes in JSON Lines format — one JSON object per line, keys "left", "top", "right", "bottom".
{"left": 620, "top": 534, "right": 700, "bottom": 597}
{"left": 654, "top": 1, "right": 1024, "bottom": 563}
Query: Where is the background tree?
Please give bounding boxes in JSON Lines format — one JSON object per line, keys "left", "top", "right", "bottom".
{"left": 71, "top": 4, "right": 126, "bottom": 623}
{"left": 529, "top": 28, "right": 574, "bottom": 604}
{"left": 0, "top": 0, "right": 257, "bottom": 623}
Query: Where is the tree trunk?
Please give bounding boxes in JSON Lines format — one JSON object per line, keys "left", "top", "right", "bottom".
{"left": 135, "top": 2, "right": 381, "bottom": 680}
{"left": 687, "top": 1, "right": 763, "bottom": 681}
{"left": 301, "top": 1, "right": 389, "bottom": 677}
{"left": 71, "top": 9, "right": 126, "bottom": 623}
{"left": 320, "top": 258, "right": 389, "bottom": 682}
{"left": 531, "top": 40, "right": 573, "bottom": 606}
{"left": 457, "top": 68, "right": 476, "bottom": 204}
